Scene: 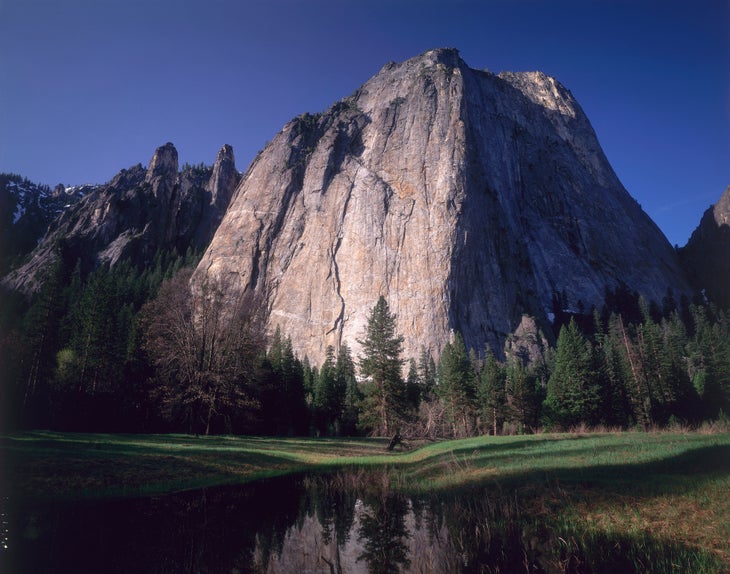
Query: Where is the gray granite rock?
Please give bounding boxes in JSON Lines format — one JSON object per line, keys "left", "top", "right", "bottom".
{"left": 195, "top": 48, "right": 690, "bottom": 364}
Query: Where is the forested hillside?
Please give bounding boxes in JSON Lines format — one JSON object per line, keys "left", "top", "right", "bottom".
{"left": 2, "top": 252, "right": 728, "bottom": 436}
{"left": 1, "top": 51, "right": 727, "bottom": 438}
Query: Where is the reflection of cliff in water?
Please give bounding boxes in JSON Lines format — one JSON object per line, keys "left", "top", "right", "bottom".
{"left": 254, "top": 471, "right": 537, "bottom": 574}
{"left": 2, "top": 470, "right": 715, "bottom": 573}
{"left": 257, "top": 472, "right": 423, "bottom": 573}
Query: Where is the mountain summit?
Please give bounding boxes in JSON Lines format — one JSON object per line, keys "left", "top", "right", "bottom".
{"left": 194, "top": 48, "right": 690, "bottom": 363}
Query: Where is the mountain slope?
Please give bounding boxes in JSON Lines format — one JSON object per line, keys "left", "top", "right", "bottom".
{"left": 3, "top": 143, "right": 240, "bottom": 294}
{"left": 681, "top": 186, "right": 730, "bottom": 308}
{"left": 0, "top": 174, "right": 91, "bottom": 276}
{"left": 194, "top": 48, "right": 690, "bottom": 364}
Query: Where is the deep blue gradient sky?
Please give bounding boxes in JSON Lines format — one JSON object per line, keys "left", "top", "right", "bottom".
{"left": 1, "top": 0, "right": 727, "bottom": 246}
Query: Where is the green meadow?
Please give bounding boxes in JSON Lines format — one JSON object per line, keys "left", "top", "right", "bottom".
{"left": 3, "top": 429, "right": 729, "bottom": 570}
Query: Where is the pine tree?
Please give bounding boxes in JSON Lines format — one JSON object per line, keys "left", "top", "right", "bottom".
{"left": 313, "top": 345, "right": 338, "bottom": 434}
{"left": 505, "top": 358, "right": 540, "bottom": 434}
{"left": 437, "top": 333, "right": 476, "bottom": 437}
{"left": 336, "top": 342, "right": 359, "bottom": 435}
{"left": 417, "top": 346, "right": 437, "bottom": 397}
{"left": 544, "top": 317, "right": 599, "bottom": 429}
{"left": 609, "top": 313, "right": 653, "bottom": 428}
{"left": 358, "top": 296, "right": 406, "bottom": 436}
{"left": 20, "top": 262, "right": 67, "bottom": 424}
{"left": 478, "top": 347, "right": 505, "bottom": 435}
{"left": 688, "top": 305, "right": 730, "bottom": 418}
{"left": 268, "top": 327, "right": 307, "bottom": 435}
{"left": 593, "top": 317, "right": 632, "bottom": 427}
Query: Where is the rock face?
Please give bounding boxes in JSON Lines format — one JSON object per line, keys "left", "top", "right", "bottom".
{"left": 3, "top": 143, "right": 239, "bottom": 294}
{"left": 195, "top": 48, "right": 690, "bottom": 364}
{"left": 0, "top": 174, "right": 89, "bottom": 277}
{"left": 681, "top": 186, "right": 730, "bottom": 308}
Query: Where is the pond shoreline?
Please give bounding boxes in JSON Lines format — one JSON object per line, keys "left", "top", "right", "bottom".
{"left": 0, "top": 432, "right": 730, "bottom": 572}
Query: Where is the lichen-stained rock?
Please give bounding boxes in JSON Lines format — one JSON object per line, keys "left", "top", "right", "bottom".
{"left": 194, "top": 48, "right": 690, "bottom": 364}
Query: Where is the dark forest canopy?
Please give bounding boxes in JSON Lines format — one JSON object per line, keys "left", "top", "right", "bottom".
{"left": 1, "top": 253, "right": 729, "bottom": 437}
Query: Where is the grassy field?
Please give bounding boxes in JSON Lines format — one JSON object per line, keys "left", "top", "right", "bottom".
{"left": 3, "top": 429, "right": 730, "bottom": 568}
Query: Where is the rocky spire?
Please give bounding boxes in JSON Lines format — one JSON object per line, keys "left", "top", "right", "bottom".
{"left": 2, "top": 142, "right": 234, "bottom": 295}
{"left": 145, "top": 142, "right": 178, "bottom": 203}
{"left": 207, "top": 144, "right": 239, "bottom": 212}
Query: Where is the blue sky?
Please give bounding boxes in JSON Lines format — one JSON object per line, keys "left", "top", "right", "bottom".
{"left": 1, "top": 0, "right": 727, "bottom": 246}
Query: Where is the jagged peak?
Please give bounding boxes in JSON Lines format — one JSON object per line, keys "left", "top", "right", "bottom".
{"left": 215, "top": 143, "right": 235, "bottom": 163}
{"left": 145, "top": 142, "right": 178, "bottom": 184}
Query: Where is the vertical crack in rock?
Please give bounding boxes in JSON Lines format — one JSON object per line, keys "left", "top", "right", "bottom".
{"left": 326, "top": 176, "right": 355, "bottom": 341}
{"left": 192, "top": 48, "right": 691, "bottom": 365}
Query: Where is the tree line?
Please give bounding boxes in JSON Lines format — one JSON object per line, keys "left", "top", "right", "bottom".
{"left": 1, "top": 256, "right": 729, "bottom": 436}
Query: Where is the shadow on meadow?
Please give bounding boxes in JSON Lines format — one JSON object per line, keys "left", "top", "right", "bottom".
{"left": 3, "top": 466, "right": 726, "bottom": 574}
{"left": 2, "top": 432, "right": 728, "bottom": 571}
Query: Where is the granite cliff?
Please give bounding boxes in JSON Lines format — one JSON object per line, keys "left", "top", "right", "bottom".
{"left": 681, "top": 186, "right": 730, "bottom": 308}
{"left": 195, "top": 48, "right": 690, "bottom": 363}
{"left": 3, "top": 143, "right": 239, "bottom": 294}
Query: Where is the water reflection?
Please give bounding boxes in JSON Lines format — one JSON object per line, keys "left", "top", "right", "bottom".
{"left": 0, "top": 471, "right": 714, "bottom": 573}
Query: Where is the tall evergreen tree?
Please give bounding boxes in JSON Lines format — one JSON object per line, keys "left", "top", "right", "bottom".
{"left": 504, "top": 358, "right": 540, "bottom": 434}
{"left": 358, "top": 296, "right": 406, "bottom": 436}
{"left": 268, "top": 327, "right": 308, "bottom": 435}
{"left": 336, "top": 342, "right": 359, "bottom": 436}
{"left": 437, "top": 333, "right": 476, "bottom": 437}
{"left": 688, "top": 305, "right": 730, "bottom": 418}
{"left": 417, "top": 346, "right": 437, "bottom": 397}
{"left": 544, "top": 318, "right": 599, "bottom": 429}
{"left": 19, "top": 262, "right": 67, "bottom": 425}
{"left": 609, "top": 313, "right": 653, "bottom": 428}
{"left": 477, "top": 347, "right": 505, "bottom": 435}
{"left": 593, "top": 316, "right": 632, "bottom": 427}
{"left": 313, "top": 345, "right": 338, "bottom": 435}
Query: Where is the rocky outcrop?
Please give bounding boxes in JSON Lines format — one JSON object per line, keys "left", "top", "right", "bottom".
{"left": 681, "top": 186, "right": 730, "bottom": 308}
{"left": 145, "top": 141, "right": 178, "bottom": 203}
{"left": 2, "top": 143, "right": 239, "bottom": 294}
{"left": 195, "top": 48, "right": 690, "bottom": 364}
{"left": 0, "top": 174, "right": 89, "bottom": 277}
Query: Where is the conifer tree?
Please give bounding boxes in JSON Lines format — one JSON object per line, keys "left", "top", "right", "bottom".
{"left": 478, "top": 347, "right": 505, "bottom": 435}
{"left": 593, "top": 317, "right": 632, "bottom": 427}
{"left": 438, "top": 333, "right": 476, "bottom": 437}
{"left": 268, "top": 327, "right": 307, "bottom": 435}
{"left": 358, "top": 296, "right": 406, "bottom": 436}
{"left": 417, "top": 346, "right": 437, "bottom": 397}
{"left": 20, "top": 262, "right": 67, "bottom": 423}
{"left": 313, "top": 345, "right": 338, "bottom": 434}
{"left": 608, "top": 313, "right": 650, "bottom": 427}
{"left": 688, "top": 305, "right": 730, "bottom": 418}
{"left": 336, "top": 342, "right": 359, "bottom": 435}
{"left": 505, "top": 358, "right": 540, "bottom": 434}
{"left": 544, "top": 317, "right": 599, "bottom": 429}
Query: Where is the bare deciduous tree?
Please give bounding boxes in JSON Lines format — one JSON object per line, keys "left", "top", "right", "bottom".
{"left": 141, "top": 269, "right": 266, "bottom": 434}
